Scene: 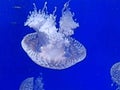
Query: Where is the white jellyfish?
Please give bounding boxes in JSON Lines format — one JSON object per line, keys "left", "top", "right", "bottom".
{"left": 21, "top": 1, "right": 86, "bottom": 69}
{"left": 110, "top": 62, "right": 120, "bottom": 90}
{"left": 19, "top": 76, "right": 44, "bottom": 90}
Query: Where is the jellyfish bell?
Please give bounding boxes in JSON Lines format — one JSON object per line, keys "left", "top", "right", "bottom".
{"left": 19, "top": 76, "right": 44, "bottom": 90}
{"left": 110, "top": 62, "right": 120, "bottom": 85}
{"left": 19, "top": 77, "right": 34, "bottom": 90}
{"left": 21, "top": 1, "right": 87, "bottom": 70}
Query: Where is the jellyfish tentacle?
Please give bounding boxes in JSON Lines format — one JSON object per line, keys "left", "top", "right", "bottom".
{"left": 42, "top": 2, "right": 47, "bottom": 13}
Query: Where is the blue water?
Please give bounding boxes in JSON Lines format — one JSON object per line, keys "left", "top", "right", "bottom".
{"left": 0, "top": 0, "right": 120, "bottom": 90}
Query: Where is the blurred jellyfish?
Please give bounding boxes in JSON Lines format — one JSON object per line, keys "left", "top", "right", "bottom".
{"left": 21, "top": 1, "right": 86, "bottom": 69}
{"left": 110, "top": 62, "right": 120, "bottom": 90}
{"left": 19, "top": 76, "right": 44, "bottom": 90}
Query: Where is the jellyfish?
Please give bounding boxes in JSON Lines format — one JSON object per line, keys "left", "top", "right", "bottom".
{"left": 19, "top": 76, "right": 44, "bottom": 90}
{"left": 21, "top": 1, "right": 86, "bottom": 70}
{"left": 110, "top": 62, "right": 120, "bottom": 90}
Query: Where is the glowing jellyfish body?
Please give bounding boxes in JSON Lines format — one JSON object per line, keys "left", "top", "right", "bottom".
{"left": 21, "top": 1, "right": 86, "bottom": 69}
{"left": 110, "top": 62, "right": 120, "bottom": 90}
{"left": 19, "top": 76, "right": 44, "bottom": 90}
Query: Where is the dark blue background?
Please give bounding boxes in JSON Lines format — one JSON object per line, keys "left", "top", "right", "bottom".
{"left": 0, "top": 0, "right": 120, "bottom": 90}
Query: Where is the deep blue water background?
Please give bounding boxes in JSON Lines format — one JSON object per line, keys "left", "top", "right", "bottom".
{"left": 0, "top": 0, "right": 120, "bottom": 90}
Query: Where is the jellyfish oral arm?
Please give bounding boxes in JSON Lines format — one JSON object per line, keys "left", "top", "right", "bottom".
{"left": 59, "top": 9, "right": 79, "bottom": 36}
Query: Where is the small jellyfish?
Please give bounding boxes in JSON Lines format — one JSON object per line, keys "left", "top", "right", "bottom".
{"left": 110, "top": 62, "right": 120, "bottom": 90}
{"left": 19, "top": 76, "right": 44, "bottom": 90}
{"left": 21, "top": 1, "right": 86, "bottom": 69}
{"left": 19, "top": 77, "right": 34, "bottom": 90}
